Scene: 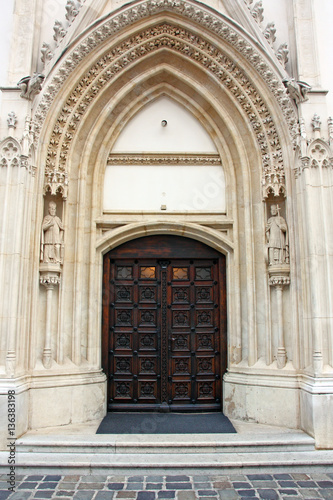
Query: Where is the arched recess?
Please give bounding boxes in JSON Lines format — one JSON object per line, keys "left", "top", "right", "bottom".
{"left": 31, "top": 0, "right": 297, "bottom": 383}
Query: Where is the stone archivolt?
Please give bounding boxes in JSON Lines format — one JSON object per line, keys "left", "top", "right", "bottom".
{"left": 33, "top": 0, "right": 297, "bottom": 202}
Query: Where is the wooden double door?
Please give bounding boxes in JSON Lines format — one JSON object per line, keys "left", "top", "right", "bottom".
{"left": 102, "top": 236, "right": 226, "bottom": 412}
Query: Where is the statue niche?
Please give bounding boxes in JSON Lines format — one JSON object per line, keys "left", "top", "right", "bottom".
{"left": 40, "top": 201, "right": 64, "bottom": 265}
{"left": 266, "top": 204, "right": 289, "bottom": 266}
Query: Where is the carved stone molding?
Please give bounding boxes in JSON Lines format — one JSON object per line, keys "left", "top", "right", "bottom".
{"left": 268, "top": 275, "right": 290, "bottom": 287}
{"left": 33, "top": 5, "right": 296, "bottom": 200}
{"left": 107, "top": 153, "right": 222, "bottom": 165}
{"left": 39, "top": 273, "right": 61, "bottom": 287}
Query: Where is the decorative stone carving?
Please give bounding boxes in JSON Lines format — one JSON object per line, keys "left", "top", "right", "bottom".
{"left": 31, "top": 0, "right": 298, "bottom": 203}
{"left": 263, "top": 22, "right": 276, "bottom": 46}
{"left": 41, "top": 43, "right": 53, "bottom": 66}
{"left": 251, "top": 1, "right": 264, "bottom": 24}
{"left": 276, "top": 43, "right": 289, "bottom": 68}
{"left": 7, "top": 112, "right": 17, "bottom": 129}
{"left": 266, "top": 204, "right": 289, "bottom": 266}
{"left": 107, "top": 153, "right": 221, "bottom": 165}
{"left": 65, "top": 0, "right": 79, "bottom": 23}
{"left": 268, "top": 275, "right": 290, "bottom": 286}
{"left": 328, "top": 117, "right": 333, "bottom": 144}
{"left": 53, "top": 20, "right": 67, "bottom": 43}
{"left": 282, "top": 78, "right": 311, "bottom": 104}
{"left": 40, "top": 201, "right": 64, "bottom": 264}
{"left": 311, "top": 114, "right": 321, "bottom": 132}
{"left": 17, "top": 73, "right": 45, "bottom": 100}
{"left": 44, "top": 169, "right": 69, "bottom": 199}
{"left": 39, "top": 273, "right": 62, "bottom": 287}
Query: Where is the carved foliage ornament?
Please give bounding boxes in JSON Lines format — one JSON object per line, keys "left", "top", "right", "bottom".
{"left": 34, "top": 0, "right": 297, "bottom": 199}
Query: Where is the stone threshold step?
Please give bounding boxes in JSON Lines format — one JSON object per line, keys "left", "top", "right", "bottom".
{"left": 6, "top": 450, "right": 333, "bottom": 468}
{"left": 15, "top": 431, "right": 316, "bottom": 455}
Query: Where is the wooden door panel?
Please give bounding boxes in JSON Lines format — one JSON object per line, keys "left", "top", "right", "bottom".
{"left": 103, "top": 236, "right": 226, "bottom": 412}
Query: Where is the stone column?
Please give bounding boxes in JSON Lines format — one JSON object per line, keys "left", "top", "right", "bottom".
{"left": 39, "top": 269, "right": 61, "bottom": 369}
{"left": 269, "top": 271, "right": 291, "bottom": 369}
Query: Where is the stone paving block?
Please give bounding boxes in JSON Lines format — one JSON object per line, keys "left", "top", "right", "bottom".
{"left": 33, "top": 492, "right": 53, "bottom": 498}
{"left": 311, "top": 476, "right": 333, "bottom": 481}
{"left": 109, "top": 478, "right": 126, "bottom": 483}
{"left": 278, "top": 490, "right": 298, "bottom": 496}
{"left": 73, "top": 492, "right": 96, "bottom": 500}
{"left": 327, "top": 475, "right": 333, "bottom": 481}
{"left": 166, "top": 477, "right": 190, "bottom": 483}
{"left": 213, "top": 482, "right": 232, "bottom": 490}
{"left": 278, "top": 482, "right": 298, "bottom": 488}
{"left": 232, "top": 483, "right": 252, "bottom": 490}
{"left": 55, "top": 492, "right": 76, "bottom": 497}
{"left": 78, "top": 483, "right": 106, "bottom": 489}
{"left": 5, "top": 492, "right": 31, "bottom": 500}
{"left": 317, "top": 482, "right": 333, "bottom": 489}
{"left": 298, "top": 489, "right": 323, "bottom": 499}
{"left": 116, "top": 492, "right": 137, "bottom": 498}
{"left": 217, "top": 489, "right": 240, "bottom": 500}
{"left": 158, "top": 492, "right": 176, "bottom": 499}
{"left": 229, "top": 477, "right": 247, "bottom": 482}
{"left": 95, "top": 493, "right": 116, "bottom": 500}
{"left": 0, "top": 483, "right": 9, "bottom": 490}
{"left": 193, "top": 483, "right": 211, "bottom": 489}
{"left": 166, "top": 484, "right": 192, "bottom": 490}
{"left": 320, "top": 491, "right": 333, "bottom": 500}
{"left": 58, "top": 482, "right": 78, "bottom": 489}
{"left": 237, "top": 490, "right": 256, "bottom": 497}
{"left": 297, "top": 482, "right": 318, "bottom": 488}
{"left": 273, "top": 475, "right": 293, "bottom": 481}
{"left": 25, "top": 476, "right": 44, "bottom": 481}
{"left": 108, "top": 484, "right": 125, "bottom": 490}
{"left": 147, "top": 477, "right": 165, "bottom": 483}
{"left": 18, "top": 481, "right": 38, "bottom": 489}
{"left": 63, "top": 476, "right": 81, "bottom": 482}
{"left": 176, "top": 491, "right": 197, "bottom": 500}
{"left": 248, "top": 482, "right": 278, "bottom": 489}
{"left": 128, "top": 477, "right": 145, "bottom": 483}
{"left": 256, "top": 489, "right": 279, "bottom": 500}
{"left": 197, "top": 491, "right": 218, "bottom": 497}
{"left": 247, "top": 476, "right": 273, "bottom": 482}
{"left": 291, "top": 475, "right": 310, "bottom": 481}
{"left": 36, "top": 482, "right": 58, "bottom": 489}
{"left": 80, "top": 475, "right": 108, "bottom": 483}
{"left": 146, "top": 484, "right": 163, "bottom": 490}
{"left": 0, "top": 492, "right": 11, "bottom": 500}
{"left": 137, "top": 492, "right": 156, "bottom": 500}
{"left": 193, "top": 476, "right": 211, "bottom": 482}
{"left": 126, "top": 483, "right": 144, "bottom": 490}
{"left": 43, "top": 475, "right": 62, "bottom": 482}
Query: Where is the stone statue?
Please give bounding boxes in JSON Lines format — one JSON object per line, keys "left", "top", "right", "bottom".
{"left": 266, "top": 204, "right": 289, "bottom": 266}
{"left": 40, "top": 201, "right": 64, "bottom": 264}
{"left": 17, "top": 73, "right": 45, "bottom": 100}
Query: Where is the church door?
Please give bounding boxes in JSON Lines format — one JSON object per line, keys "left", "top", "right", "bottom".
{"left": 102, "top": 236, "right": 226, "bottom": 411}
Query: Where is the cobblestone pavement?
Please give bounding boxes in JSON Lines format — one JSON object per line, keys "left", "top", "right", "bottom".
{"left": 0, "top": 473, "right": 333, "bottom": 500}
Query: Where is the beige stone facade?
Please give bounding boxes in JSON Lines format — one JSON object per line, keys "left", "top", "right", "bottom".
{"left": 0, "top": 0, "right": 332, "bottom": 450}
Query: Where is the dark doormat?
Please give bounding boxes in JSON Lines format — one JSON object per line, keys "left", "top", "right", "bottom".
{"left": 96, "top": 412, "right": 236, "bottom": 434}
